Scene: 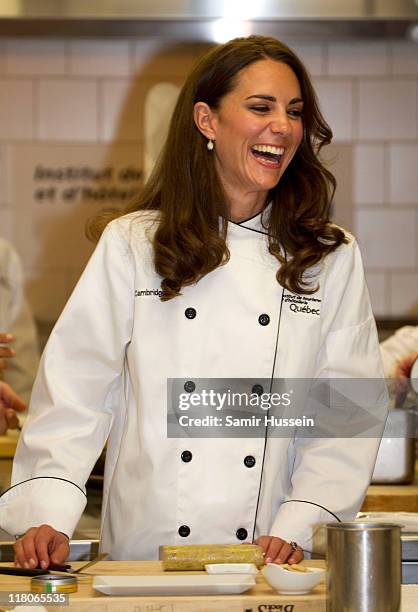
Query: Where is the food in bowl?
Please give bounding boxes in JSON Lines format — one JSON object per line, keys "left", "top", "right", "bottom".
{"left": 262, "top": 563, "right": 325, "bottom": 595}
{"left": 279, "top": 563, "right": 311, "bottom": 572}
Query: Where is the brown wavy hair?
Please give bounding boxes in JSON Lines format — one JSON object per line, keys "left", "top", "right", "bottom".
{"left": 88, "top": 35, "right": 347, "bottom": 300}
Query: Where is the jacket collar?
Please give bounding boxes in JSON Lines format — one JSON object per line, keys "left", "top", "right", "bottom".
{"left": 229, "top": 201, "right": 272, "bottom": 236}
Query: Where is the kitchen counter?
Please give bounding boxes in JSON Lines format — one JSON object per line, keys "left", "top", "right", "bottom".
{"left": 0, "top": 560, "right": 327, "bottom": 611}
{"left": 0, "top": 561, "right": 416, "bottom": 611}
{"left": 361, "top": 464, "right": 418, "bottom": 512}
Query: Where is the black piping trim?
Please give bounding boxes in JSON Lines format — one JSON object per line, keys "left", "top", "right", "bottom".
{"left": 228, "top": 204, "right": 272, "bottom": 236}
{"left": 235, "top": 211, "right": 263, "bottom": 225}
{"left": 251, "top": 286, "right": 285, "bottom": 543}
{"left": 232, "top": 224, "right": 271, "bottom": 237}
{"left": 281, "top": 500, "right": 342, "bottom": 523}
{"left": 0, "top": 476, "right": 87, "bottom": 499}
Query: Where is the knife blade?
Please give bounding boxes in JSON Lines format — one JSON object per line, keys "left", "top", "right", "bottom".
{"left": 0, "top": 552, "right": 108, "bottom": 577}
{"left": 0, "top": 566, "right": 49, "bottom": 576}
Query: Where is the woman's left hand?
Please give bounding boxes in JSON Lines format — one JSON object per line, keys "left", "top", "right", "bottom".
{"left": 0, "top": 381, "right": 26, "bottom": 434}
{"left": 255, "top": 535, "right": 304, "bottom": 565}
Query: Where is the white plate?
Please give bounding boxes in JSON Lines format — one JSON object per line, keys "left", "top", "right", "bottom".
{"left": 205, "top": 563, "right": 258, "bottom": 575}
{"left": 93, "top": 574, "right": 256, "bottom": 596}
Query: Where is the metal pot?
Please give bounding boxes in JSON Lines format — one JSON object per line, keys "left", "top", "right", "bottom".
{"left": 371, "top": 408, "right": 416, "bottom": 484}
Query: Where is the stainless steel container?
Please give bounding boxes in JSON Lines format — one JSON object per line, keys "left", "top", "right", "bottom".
{"left": 371, "top": 408, "right": 416, "bottom": 484}
{"left": 326, "top": 522, "right": 401, "bottom": 612}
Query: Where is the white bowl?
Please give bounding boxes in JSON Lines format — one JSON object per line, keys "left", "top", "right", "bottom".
{"left": 262, "top": 563, "right": 325, "bottom": 595}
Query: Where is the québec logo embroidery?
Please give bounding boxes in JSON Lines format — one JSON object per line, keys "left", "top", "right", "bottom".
{"left": 135, "top": 288, "right": 165, "bottom": 297}
{"left": 284, "top": 293, "right": 321, "bottom": 316}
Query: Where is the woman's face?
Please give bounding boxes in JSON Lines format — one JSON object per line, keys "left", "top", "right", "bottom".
{"left": 207, "top": 59, "right": 304, "bottom": 203}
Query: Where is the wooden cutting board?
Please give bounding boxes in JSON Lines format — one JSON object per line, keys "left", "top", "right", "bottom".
{"left": 0, "top": 560, "right": 327, "bottom": 611}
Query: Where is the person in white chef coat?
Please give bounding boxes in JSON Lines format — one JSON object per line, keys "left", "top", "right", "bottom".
{"left": 380, "top": 326, "right": 418, "bottom": 380}
{"left": 0, "top": 238, "right": 39, "bottom": 406}
{"left": 380, "top": 325, "right": 418, "bottom": 409}
{"left": 1, "top": 35, "right": 386, "bottom": 570}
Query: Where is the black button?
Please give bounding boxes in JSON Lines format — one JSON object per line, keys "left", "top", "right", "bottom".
{"left": 185, "top": 308, "right": 196, "bottom": 319}
{"left": 236, "top": 528, "right": 248, "bottom": 541}
{"left": 178, "top": 525, "right": 190, "bottom": 537}
{"left": 258, "top": 314, "right": 270, "bottom": 326}
{"left": 184, "top": 380, "right": 195, "bottom": 393}
{"left": 244, "top": 455, "right": 256, "bottom": 468}
{"left": 181, "top": 450, "right": 192, "bottom": 463}
{"left": 252, "top": 384, "right": 263, "bottom": 396}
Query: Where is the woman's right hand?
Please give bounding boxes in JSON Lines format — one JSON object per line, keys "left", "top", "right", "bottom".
{"left": 14, "top": 525, "right": 70, "bottom": 569}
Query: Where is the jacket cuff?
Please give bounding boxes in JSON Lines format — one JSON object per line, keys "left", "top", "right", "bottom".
{"left": 0, "top": 477, "right": 87, "bottom": 538}
{"left": 269, "top": 500, "right": 339, "bottom": 554}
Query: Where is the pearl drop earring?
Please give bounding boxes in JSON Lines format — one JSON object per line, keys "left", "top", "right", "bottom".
{"left": 207, "top": 139, "right": 214, "bottom": 151}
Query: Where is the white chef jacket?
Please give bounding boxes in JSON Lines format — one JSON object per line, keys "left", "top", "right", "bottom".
{"left": 0, "top": 207, "right": 386, "bottom": 559}
{"left": 0, "top": 238, "right": 39, "bottom": 404}
{"left": 380, "top": 326, "right": 418, "bottom": 378}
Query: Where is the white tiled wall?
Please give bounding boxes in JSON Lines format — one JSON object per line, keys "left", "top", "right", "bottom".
{"left": 357, "top": 80, "right": 417, "bottom": 140}
{"left": 288, "top": 42, "right": 324, "bottom": 76}
{"left": 390, "top": 273, "right": 418, "bottom": 315}
{"left": 313, "top": 79, "right": 354, "bottom": 141}
{"left": 0, "top": 37, "right": 416, "bottom": 321}
{"left": 38, "top": 79, "right": 98, "bottom": 141}
{"left": 5, "top": 39, "right": 66, "bottom": 75}
{"left": 0, "top": 79, "right": 33, "bottom": 139}
{"left": 391, "top": 42, "right": 418, "bottom": 75}
{"left": 354, "top": 145, "right": 385, "bottom": 205}
{"left": 389, "top": 144, "right": 418, "bottom": 204}
{"left": 327, "top": 42, "right": 389, "bottom": 76}
{"left": 355, "top": 209, "right": 416, "bottom": 269}
{"left": 0, "top": 145, "right": 10, "bottom": 205}
{"left": 100, "top": 79, "right": 144, "bottom": 142}
{"left": 69, "top": 40, "right": 131, "bottom": 77}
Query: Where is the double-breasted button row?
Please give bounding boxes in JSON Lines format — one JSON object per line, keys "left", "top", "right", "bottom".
{"left": 185, "top": 381, "right": 264, "bottom": 396}
{"left": 185, "top": 307, "right": 270, "bottom": 326}
{"left": 178, "top": 525, "right": 248, "bottom": 540}
{"left": 181, "top": 451, "right": 255, "bottom": 468}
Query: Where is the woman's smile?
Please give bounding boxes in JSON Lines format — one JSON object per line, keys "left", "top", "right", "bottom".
{"left": 250, "top": 144, "right": 286, "bottom": 169}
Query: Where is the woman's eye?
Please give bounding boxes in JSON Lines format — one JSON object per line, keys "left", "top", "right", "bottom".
{"left": 250, "top": 105, "right": 270, "bottom": 113}
{"left": 288, "top": 109, "right": 303, "bottom": 118}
